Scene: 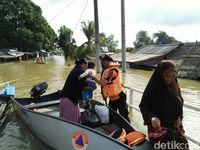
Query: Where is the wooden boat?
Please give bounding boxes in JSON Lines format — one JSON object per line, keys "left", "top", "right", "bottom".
{"left": 11, "top": 90, "right": 154, "bottom": 150}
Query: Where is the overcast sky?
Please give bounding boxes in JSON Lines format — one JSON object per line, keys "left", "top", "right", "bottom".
{"left": 32, "top": 0, "right": 200, "bottom": 47}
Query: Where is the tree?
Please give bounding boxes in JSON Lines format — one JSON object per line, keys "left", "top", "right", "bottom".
{"left": 153, "top": 31, "right": 179, "bottom": 44}
{"left": 133, "top": 30, "right": 152, "bottom": 48}
{"left": 81, "top": 20, "right": 95, "bottom": 56}
{"left": 126, "top": 47, "right": 135, "bottom": 52}
{"left": 99, "top": 32, "right": 107, "bottom": 47}
{"left": 0, "top": 0, "right": 56, "bottom": 51}
{"left": 99, "top": 33, "right": 118, "bottom": 52}
{"left": 57, "top": 26, "right": 76, "bottom": 58}
{"left": 106, "top": 34, "right": 118, "bottom": 52}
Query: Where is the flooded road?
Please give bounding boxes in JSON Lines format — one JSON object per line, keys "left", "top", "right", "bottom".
{"left": 0, "top": 56, "right": 200, "bottom": 150}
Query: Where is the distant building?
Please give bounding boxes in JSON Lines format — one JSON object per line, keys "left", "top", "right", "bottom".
{"left": 112, "top": 43, "right": 182, "bottom": 69}
{"left": 100, "top": 47, "right": 114, "bottom": 55}
{"left": 176, "top": 42, "right": 200, "bottom": 80}
{"left": 0, "top": 48, "right": 24, "bottom": 62}
{"left": 111, "top": 42, "right": 200, "bottom": 80}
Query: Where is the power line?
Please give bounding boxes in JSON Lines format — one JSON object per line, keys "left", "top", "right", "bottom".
{"left": 49, "top": 0, "right": 74, "bottom": 23}
{"left": 73, "top": 0, "right": 89, "bottom": 33}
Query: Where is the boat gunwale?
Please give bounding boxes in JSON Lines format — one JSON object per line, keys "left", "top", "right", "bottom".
{"left": 11, "top": 96, "right": 134, "bottom": 149}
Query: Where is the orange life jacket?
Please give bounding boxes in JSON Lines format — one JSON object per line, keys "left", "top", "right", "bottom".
{"left": 101, "top": 64, "right": 123, "bottom": 101}
{"left": 125, "top": 131, "right": 146, "bottom": 147}
{"left": 109, "top": 128, "right": 146, "bottom": 147}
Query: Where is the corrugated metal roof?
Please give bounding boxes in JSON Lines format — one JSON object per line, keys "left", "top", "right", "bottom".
{"left": 177, "top": 56, "right": 200, "bottom": 79}
{"left": 112, "top": 44, "right": 180, "bottom": 63}
{"left": 112, "top": 42, "right": 200, "bottom": 79}
{"left": 176, "top": 42, "right": 200, "bottom": 79}
{"left": 111, "top": 53, "right": 162, "bottom": 63}
{"left": 134, "top": 44, "right": 180, "bottom": 54}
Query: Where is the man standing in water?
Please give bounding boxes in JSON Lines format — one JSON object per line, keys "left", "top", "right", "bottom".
{"left": 91, "top": 54, "right": 130, "bottom": 122}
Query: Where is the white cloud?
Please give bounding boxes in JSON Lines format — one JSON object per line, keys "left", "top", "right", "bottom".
{"left": 32, "top": 0, "right": 200, "bottom": 47}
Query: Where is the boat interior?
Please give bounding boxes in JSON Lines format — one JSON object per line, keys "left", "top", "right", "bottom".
{"left": 13, "top": 91, "right": 151, "bottom": 149}
{"left": 24, "top": 100, "right": 133, "bottom": 134}
{"left": 16, "top": 91, "right": 135, "bottom": 138}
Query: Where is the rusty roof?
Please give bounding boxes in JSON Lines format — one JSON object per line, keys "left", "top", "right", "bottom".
{"left": 112, "top": 44, "right": 181, "bottom": 63}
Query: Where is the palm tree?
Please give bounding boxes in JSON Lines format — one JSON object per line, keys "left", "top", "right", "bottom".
{"left": 81, "top": 20, "right": 95, "bottom": 56}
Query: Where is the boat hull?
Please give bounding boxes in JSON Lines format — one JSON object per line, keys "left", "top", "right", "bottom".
{"left": 11, "top": 93, "right": 154, "bottom": 150}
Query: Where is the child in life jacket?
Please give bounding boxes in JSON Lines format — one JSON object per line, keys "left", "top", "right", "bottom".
{"left": 79, "top": 61, "right": 96, "bottom": 108}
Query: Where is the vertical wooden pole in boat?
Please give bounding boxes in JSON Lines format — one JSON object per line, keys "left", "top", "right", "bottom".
{"left": 94, "top": 0, "right": 101, "bottom": 73}
{"left": 121, "top": 0, "right": 126, "bottom": 72}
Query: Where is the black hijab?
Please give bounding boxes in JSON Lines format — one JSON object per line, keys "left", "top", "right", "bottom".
{"left": 139, "top": 60, "right": 183, "bottom": 129}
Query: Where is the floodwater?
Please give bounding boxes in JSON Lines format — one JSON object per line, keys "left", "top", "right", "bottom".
{"left": 0, "top": 56, "right": 200, "bottom": 150}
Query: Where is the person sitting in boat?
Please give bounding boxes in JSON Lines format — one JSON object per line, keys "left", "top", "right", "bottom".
{"left": 79, "top": 61, "right": 97, "bottom": 109}
{"left": 59, "top": 58, "right": 96, "bottom": 123}
{"left": 139, "top": 60, "right": 189, "bottom": 149}
{"left": 90, "top": 54, "right": 130, "bottom": 122}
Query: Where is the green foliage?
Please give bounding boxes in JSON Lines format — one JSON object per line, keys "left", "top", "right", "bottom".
{"left": 79, "top": 20, "right": 118, "bottom": 57}
{"left": 57, "top": 25, "right": 76, "bottom": 58}
{"left": 133, "top": 30, "right": 179, "bottom": 48}
{"left": 126, "top": 47, "right": 135, "bottom": 52}
{"left": 106, "top": 34, "right": 118, "bottom": 52}
{"left": 81, "top": 20, "right": 95, "bottom": 43}
{"left": 81, "top": 20, "right": 95, "bottom": 56}
{"left": 153, "top": 31, "right": 179, "bottom": 44}
{"left": 74, "top": 44, "right": 88, "bottom": 58}
{"left": 99, "top": 33, "right": 107, "bottom": 47}
{"left": 134, "top": 30, "right": 152, "bottom": 48}
{"left": 0, "top": 0, "right": 56, "bottom": 52}
{"left": 99, "top": 33, "right": 118, "bottom": 52}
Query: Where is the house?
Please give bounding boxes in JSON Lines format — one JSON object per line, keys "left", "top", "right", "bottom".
{"left": 111, "top": 42, "right": 200, "bottom": 80}
{"left": 176, "top": 42, "right": 200, "bottom": 79}
{"left": 0, "top": 48, "right": 24, "bottom": 62}
{"left": 100, "top": 47, "right": 114, "bottom": 56}
{"left": 111, "top": 43, "right": 182, "bottom": 69}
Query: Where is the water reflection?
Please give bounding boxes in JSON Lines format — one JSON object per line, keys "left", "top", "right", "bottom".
{"left": 0, "top": 56, "right": 199, "bottom": 150}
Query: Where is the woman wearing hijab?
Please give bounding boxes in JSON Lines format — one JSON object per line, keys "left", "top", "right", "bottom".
{"left": 59, "top": 58, "right": 94, "bottom": 123}
{"left": 139, "top": 60, "right": 189, "bottom": 149}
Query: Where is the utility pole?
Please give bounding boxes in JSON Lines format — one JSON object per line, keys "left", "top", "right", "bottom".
{"left": 94, "top": 0, "right": 101, "bottom": 73}
{"left": 121, "top": 0, "right": 126, "bottom": 72}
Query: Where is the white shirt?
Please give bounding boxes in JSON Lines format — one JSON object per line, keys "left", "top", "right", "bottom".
{"left": 80, "top": 69, "right": 96, "bottom": 79}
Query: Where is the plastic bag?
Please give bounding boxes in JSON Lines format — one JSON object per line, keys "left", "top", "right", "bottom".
{"left": 81, "top": 109, "right": 100, "bottom": 127}
{"left": 94, "top": 105, "right": 109, "bottom": 124}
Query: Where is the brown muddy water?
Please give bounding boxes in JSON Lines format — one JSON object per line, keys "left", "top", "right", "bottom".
{"left": 0, "top": 56, "right": 199, "bottom": 150}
